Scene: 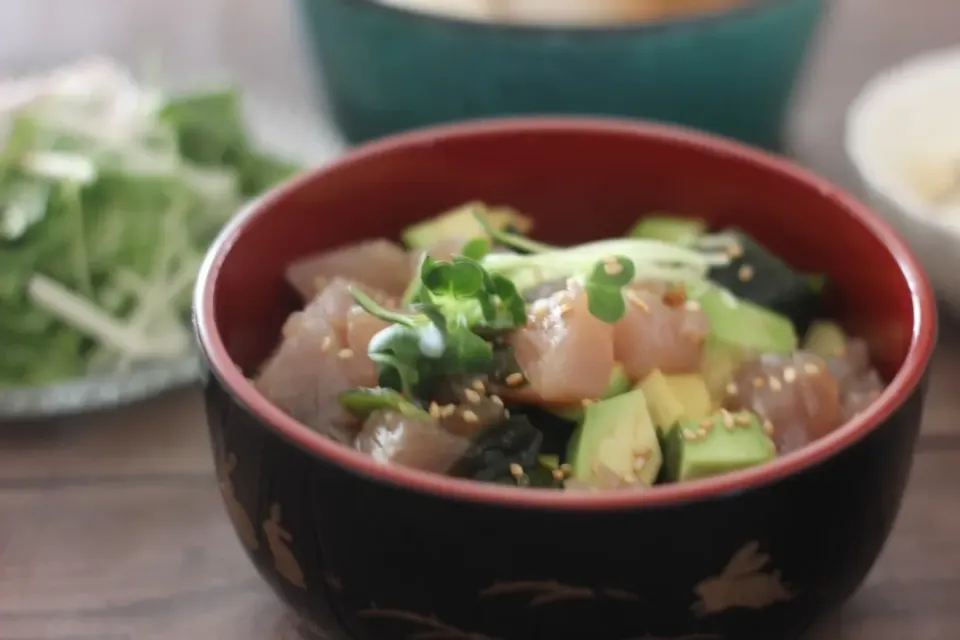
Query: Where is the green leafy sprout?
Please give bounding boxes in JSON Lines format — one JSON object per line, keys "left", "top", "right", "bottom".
{"left": 346, "top": 254, "right": 528, "bottom": 398}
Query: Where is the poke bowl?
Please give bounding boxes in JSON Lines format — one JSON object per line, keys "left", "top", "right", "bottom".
{"left": 194, "top": 117, "right": 936, "bottom": 640}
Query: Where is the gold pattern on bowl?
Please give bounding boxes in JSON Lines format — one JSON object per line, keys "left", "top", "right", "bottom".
{"left": 691, "top": 541, "right": 794, "bottom": 616}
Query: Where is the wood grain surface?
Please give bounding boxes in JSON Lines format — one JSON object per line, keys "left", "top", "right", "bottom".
{"left": 1, "top": 0, "right": 959, "bottom": 638}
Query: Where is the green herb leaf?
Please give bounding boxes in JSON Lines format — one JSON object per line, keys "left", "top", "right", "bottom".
{"left": 461, "top": 237, "right": 492, "bottom": 261}
{"left": 584, "top": 256, "right": 635, "bottom": 323}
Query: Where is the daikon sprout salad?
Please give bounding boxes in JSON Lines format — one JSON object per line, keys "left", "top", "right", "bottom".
{"left": 255, "top": 203, "right": 886, "bottom": 491}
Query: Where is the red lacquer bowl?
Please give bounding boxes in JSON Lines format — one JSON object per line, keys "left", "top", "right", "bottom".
{"left": 194, "top": 118, "right": 936, "bottom": 640}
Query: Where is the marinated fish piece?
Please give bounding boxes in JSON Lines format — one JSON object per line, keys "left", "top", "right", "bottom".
{"left": 504, "top": 282, "right": 615, "bottom": 404}
{"left": 725, "top": 351, "right": 842, "bottom": 454}
{"left": 285, "top": 238, "right": 412, "bottom": 301}
{"left": 254, "top": 280, "right": 392, "bottom": 442}
{"left": 354, "top": 409, "right": 471, "bottom": 473}
{"left": 823, "top": 337, "right": 885, "bottom": 420}
{"left": 613, "top": 284, "right": 710, "bottom": 381}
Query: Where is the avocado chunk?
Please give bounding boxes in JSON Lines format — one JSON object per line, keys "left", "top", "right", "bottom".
{"left": 628, "top": 214, "right": 706, "bottom": 246}
{"left": 692, "top": 284, "right": 797, "bottom": 354}
{"left": 401, "top": 202, "right": 533, "bottom": 249}
{"left": 701, "top": 337, "right": 746, "bottom": 401}
{"left": 700, "top": 229, "right": 824, "bottom": 335}
{"left": 803, "top": 320, "right": 847, "bottom": 359}
{"left": 640, "top": 370, "right": 713, "bottom": 433}
{"left": 567, "top": 389, "right": 662, "bottom": 488}
{"left": 547, "top": 364, "right": 631, "bottom": 422}
{"left": 662, "top": 410, "right": 777, "bottom": 482}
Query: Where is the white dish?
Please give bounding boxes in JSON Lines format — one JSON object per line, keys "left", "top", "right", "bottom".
{"left": 845, "top": 45, "right": 960, "bottom": 309}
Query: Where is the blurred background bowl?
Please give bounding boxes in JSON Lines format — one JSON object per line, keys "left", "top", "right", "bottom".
{"left": 845, "top": 45, "right": 960, "bottom": 313}
{"left": 294, "top": 0, "right": 826, "bottom": 150}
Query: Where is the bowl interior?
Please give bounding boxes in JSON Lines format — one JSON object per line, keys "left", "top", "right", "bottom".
{"left": 198, "top": 117, "right": 933, "bottom": 506}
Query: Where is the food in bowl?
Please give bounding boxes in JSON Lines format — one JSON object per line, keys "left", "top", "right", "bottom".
{"left": 254, "top": 202, "right": 885, "bottom": 491}
{"left": 375, "top": 0, "right": 751, "bottom": 25}
{"left": 197, "top": 119, "right": 934, "bottom": 640}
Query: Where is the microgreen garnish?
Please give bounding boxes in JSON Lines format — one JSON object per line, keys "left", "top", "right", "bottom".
{"left": 584, "top": 256, "right": 636, "bottom": 323}
{"left": 342, "top": 254, "right": 528, "bottom": 402}
{"left": 461, "top": 236, "right": 492, "bottom": 261}
{"left": 338, "top": 387, "right": 431, "bottom": 421}
{"left": 472, "top": 207, "right": 556, "bottom": 254}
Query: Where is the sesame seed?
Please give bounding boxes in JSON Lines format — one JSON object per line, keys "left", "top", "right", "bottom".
{"left": 626, "top": 291, "right": 650, "bottom": 312}
{"left": 552, "top": 469, "right": 565, "bottom": 481}
{"left": 696, "top": 428, "right": 708, "bottom": 438}
{"left": 441, "top": 404, "right": 457, "bottom": 417}
{"left": 463, "top": 389, "right": 482, "bottom": 404}
{"left": 428, "top": 402, "right": 441, "bottom": 419}
{"left": 663, "top": 286, "right": 687, "bottom": 308}
{"left": 321, "top": 336, "right": 333, "bottom": 352}
{"left": 721, "top": 410, "right": 735, "bottom": 429}
{"left": 461, "top": 409, "right": 479, "bottom": 424}
{"left": 684, "top": 300, "right": 702, "bottom": 312}
{"left": 803, "top": 363, "right": 821, "bottom": 375}
{"left": 727, "top": 244, "right": 744, "bottom": 259}
{"left": 503, "top": 409, "right": 511, "bottom": 418}
{"left": 633, "top": 457, "right": 647, "bottom": 472}
{"left": 682, "top": 429, "right": 697, "bottom": 441}
{"left": 621, "top": 473, "right": 638, "bottom": 484}
{"left": 762, "top": 419, "right": 775, "bottom": 436}
{"left": 337, "top": 348, "right": 354, "bottom": 359}
{"left": 725, "top": 382, "right": 739, "bottom": 396}
{"left": 509, "top": 463, "right": 524, "bottom": 479}
{"left": 558, "top": 303, "right": 574, "bottom": 316}
{"left": 490, "top": 395, "right": 504, "bottom": 407}
{"left": 700, "top": 417, "right": 715, "bottom": 429}
{"left": 604, "top": 260, "right": 624, "bottom": 276}
{"left": 735, "top": 414, "right": 753, "bottom": 426}
{"left": 471, "top": 380, "right": 486, "bottom": 392}
{"left": 505, "top": 372, "right": 525, "bottom": 386}
{"left": 737, "top": 264, "right": 754, "bottom": 281}
{"left": 753, "top": 377, "right": 766, "bottom": 389}
{"left": 581, "top": 398, "right": 595, "bottom": 407}
{"left": 783, "top": 367, "right": 797, "bottom": 383}
{"left": 768, "top": 376, "right": 783, "bottom": 392}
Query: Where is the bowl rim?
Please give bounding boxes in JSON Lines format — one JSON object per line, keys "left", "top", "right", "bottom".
{"left": 195, "top": 116, "right": 937, "bottom": 512}
{"left": 844, "top": 44, "right": 960, "bottom": 237}
{"left": 327, "top": 0, "right": 806, "bottom": 35}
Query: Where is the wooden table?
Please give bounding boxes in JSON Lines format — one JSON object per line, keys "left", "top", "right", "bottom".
{"left": 2, "top": 0, "right": 959, "bottom": 638}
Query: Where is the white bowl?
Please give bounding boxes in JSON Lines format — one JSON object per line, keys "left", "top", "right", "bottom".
{"left": 845, "top": 45, "right": 960, "bottom": 310}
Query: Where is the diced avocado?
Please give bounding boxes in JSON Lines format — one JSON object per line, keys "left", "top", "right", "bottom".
{"left": 804, "top": 320, "right": 847, "bottom": 359}
{"left": 662, "top": 410, "right": 777, "bottom": 482}
{"left": 639, "top": 370, "right": 713, "bottom": 434}
{"left": 693, "top": 285, "right": 797, "bottom": 354}
{"left": 567, "top": 389, "right": 662, "bottom": 488}
{"left": 628, "top": 214, "right": 706, "bottom": 246}
{"left": 701, "top": 229, "right": 824, "bottom": 335}
{"left": 401, "top": 202, "right": 533, "bottom": 249}
{"left": 547, "top": 364, "right": 631, "bottom": 422}
{"left": 538, "top": 454, "right": 560, "bottom": 470}
{"left": 701, "top": 337, "right": 745, "bottom": 401}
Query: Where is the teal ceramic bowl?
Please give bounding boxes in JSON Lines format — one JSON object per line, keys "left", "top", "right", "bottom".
{"left": 295, "top": 0, "right": 826, "bottom": 150}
